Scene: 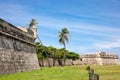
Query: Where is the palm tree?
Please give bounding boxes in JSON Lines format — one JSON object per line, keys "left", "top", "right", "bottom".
{"left": 29, "top": 19, "right": 51, "bottom": 67}
{"left": 58, "top": 28, "right": 69, "bottom": 66}
{"left": 28, "top": 19, "right": 38, "bottom": 39}
{"left": 28, "top": 19, "right": 38, "bottom": 28}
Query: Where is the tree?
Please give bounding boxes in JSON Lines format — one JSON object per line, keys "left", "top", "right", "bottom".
{"left": 36, "top": 42, "right": 80, "bottom": 67}
{"left": 67, "top": 52, "right": 79, "bottom": 60}
{"left": 35, "top": 42, "right": 45, "bottom": 67}
{"left": 28, "top": 18, "right": 38, "bottom": 28}
{"left": 58, "top": 28, "right": 69, "bottom": 66}
{"left": 36, "top": 42, "right": 52, "bottom": 67}
{"left": 47, "top": 46, "right": 57, "bottom": 66}
{"left": 66, "top": 52, "right": 79, "bottom": 65}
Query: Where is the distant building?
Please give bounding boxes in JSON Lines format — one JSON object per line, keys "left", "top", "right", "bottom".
{"left": 80, "top": 51, "right": 119, "bottom": 65}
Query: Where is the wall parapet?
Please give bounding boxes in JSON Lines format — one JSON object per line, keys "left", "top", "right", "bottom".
{"left": 0, "top": 19, "right": 34, "bottom": 44}
{"left": 82, "top": 53, "right": 118, "bottom": 59}
{"left": 80, "top": 51, "right": 119, "bottom": 65}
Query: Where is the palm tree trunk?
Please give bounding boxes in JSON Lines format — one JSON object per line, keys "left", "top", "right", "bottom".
{"left": 63, "top": 43, "right": 66, "bottom": 66}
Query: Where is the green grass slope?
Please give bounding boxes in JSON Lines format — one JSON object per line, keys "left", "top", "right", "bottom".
{"left": 0, "top": 65, "right": 120, "bottom": 80}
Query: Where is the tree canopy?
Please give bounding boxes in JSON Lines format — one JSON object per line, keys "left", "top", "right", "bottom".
{"left": 35, "top": 42, "right": 80, "bottom": 67}
{"left": 58, "top": 28, "right": 69, "bottom": 49}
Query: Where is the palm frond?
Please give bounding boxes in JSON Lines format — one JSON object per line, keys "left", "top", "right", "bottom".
{"left": 58, "top": 27, "right": 69, "bottom": 48}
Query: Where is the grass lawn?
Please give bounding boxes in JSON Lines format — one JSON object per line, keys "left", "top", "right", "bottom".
{"left": 0, "top": 65, "right": 120, "bottom": 80}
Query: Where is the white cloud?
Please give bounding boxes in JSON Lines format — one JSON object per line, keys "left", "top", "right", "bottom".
{"left": 35, "top": 15, "right": 120, "bottom": 52}
{"left": 1, "top": 2, "right": 120, "bottom": 54}
{"left": 36, "top": 14, "right": 120, "bottom": 32}
{"left": 94, "top": 39, "right": 120, "bottom": 49}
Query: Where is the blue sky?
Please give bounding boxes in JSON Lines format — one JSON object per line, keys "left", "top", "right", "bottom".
{"left": 0, "top": 0, "right": 120, "bottom": 58}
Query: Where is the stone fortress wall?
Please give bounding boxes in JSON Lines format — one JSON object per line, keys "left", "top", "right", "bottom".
{"left": 39, "top": 51, "right": 119, "bottom": 67}
{"left": 80, "top": 51, "right": 119, "bottom": 65}
{"left": 0, "top": 19, "right": 39, "bottom": 74}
